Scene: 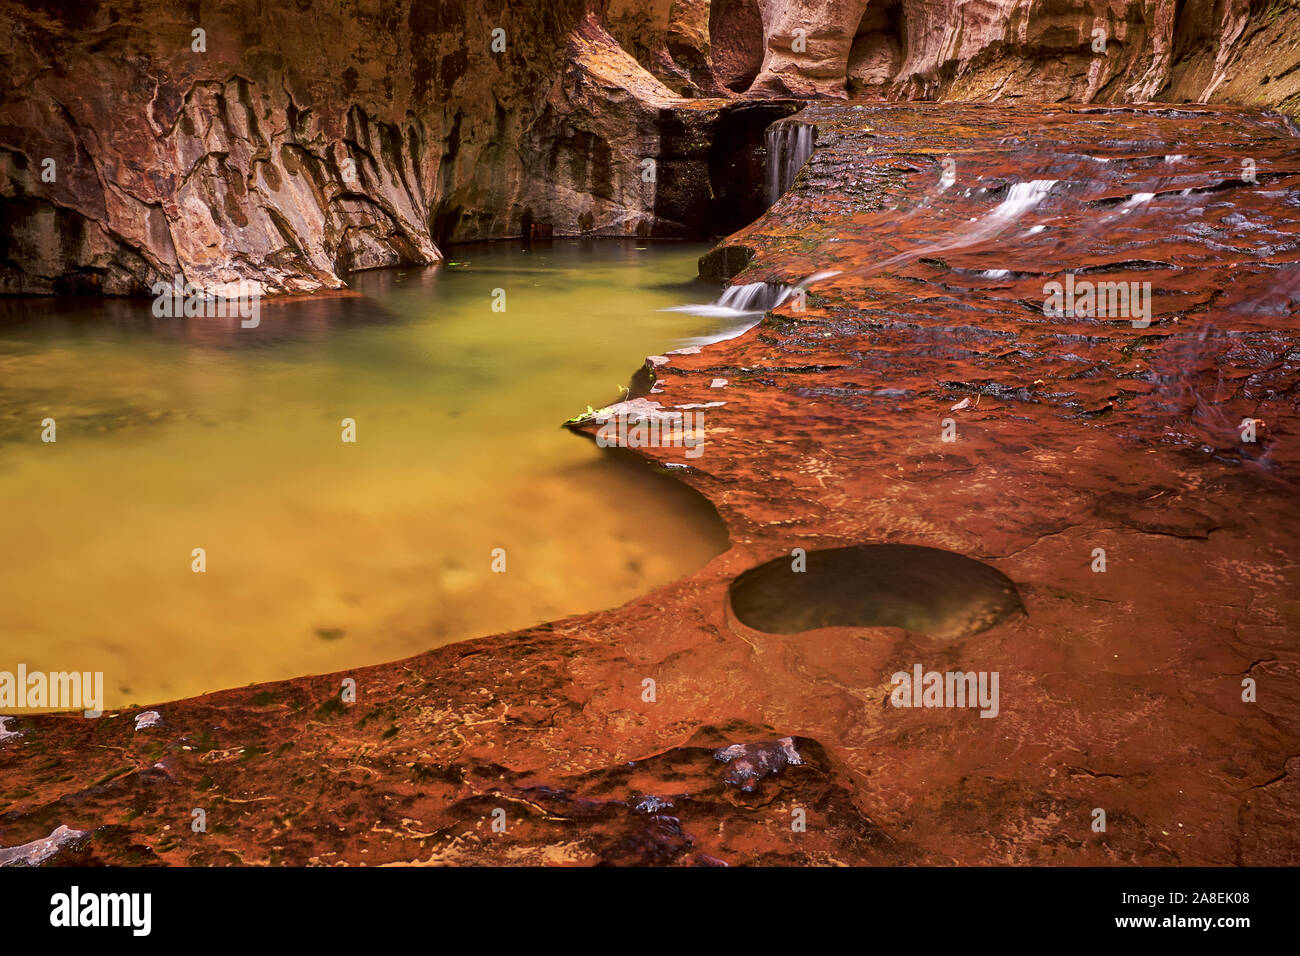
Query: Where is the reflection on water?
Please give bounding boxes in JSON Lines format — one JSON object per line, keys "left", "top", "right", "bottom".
{"left": 0, "top": 240, "right": 731, "bottom": 710}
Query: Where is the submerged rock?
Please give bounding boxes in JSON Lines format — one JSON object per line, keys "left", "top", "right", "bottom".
{"left": 0, "top": 825, "right": 86, "bottom": 866}
{"left": 133, "top": 711, "right": 164, "bottom": 731}
{"left": 715, "top": 736, "right": 804, "bottom": 791}
{"left": 728, "top": 544, "right": 1024, "bottom": 639}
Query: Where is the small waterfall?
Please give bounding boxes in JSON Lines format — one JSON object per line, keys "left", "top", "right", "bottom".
{"left": 987, "top": 179, "right": 1058, "bottom": 224}
{"left": 662, "top": 281, "right": 792, "bottom": 320}
{"left": 766, "top": 121, "right": 815, "bottom": 206}
{"left": 662, "top": 271, "right": 840, "bottom": 346}
{"left": 717, "top": 281, "right": 793, "bottom": 313}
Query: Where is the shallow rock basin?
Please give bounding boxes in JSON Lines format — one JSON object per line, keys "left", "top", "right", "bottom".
{"left": 729, "top": 543, "right": 1024, "bottom": 638}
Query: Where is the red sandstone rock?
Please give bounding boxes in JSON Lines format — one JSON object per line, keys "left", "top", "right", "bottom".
{"left": 3, "top": 102, "right": 1298, "bottom": 867}
{"left": 744, "top": 0, "right": 1300, "bottom": 104}
{"left": 0, "top": 1, "right": 727, "bottom": 294}
{"left": 2, "top": 1, "right": 1300, "bottom": 868}
{"left": 4, "top": 2, "right": 1299, "bottom": 295}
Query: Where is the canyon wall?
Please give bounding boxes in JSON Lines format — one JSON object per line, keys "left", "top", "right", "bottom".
{"left": 610, "top": 0, "right": 1300, "bottom": 110}
{"left": 744, "top": 0, "right": 1300, "bottom": 107}
{"left": 0, "top": 0, "right": 732, "bottom": 295}
{"left": 2, "top": 0, "right": 1299, "bottom": 296}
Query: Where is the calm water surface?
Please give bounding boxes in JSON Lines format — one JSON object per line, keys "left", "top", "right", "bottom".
{"left": 0, "top": 240, "right": 733, "bottom": 709}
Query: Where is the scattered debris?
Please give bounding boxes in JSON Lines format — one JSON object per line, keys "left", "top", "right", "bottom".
{"left": 134, "top": 711, "right": 163, "bottom": 731}
{"left": 0, "top": 715, "right": 21, "bottom": 743}
{"left": 714, "top": 737, "right": 804, "bottom": 792}
{"left": 633, "top": 794, "right": 674, "bottom": 814}
{"left": 0, "top": 825, "right": 86, "bottom": 866}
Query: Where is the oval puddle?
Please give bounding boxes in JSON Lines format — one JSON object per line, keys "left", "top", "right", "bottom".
{"left": 729, "top": 544, "right": 1024, "bottom": 639}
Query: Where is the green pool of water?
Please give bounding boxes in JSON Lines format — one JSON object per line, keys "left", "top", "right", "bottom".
{"left": 0, "top": 240, "right": 732, "bottom": 709}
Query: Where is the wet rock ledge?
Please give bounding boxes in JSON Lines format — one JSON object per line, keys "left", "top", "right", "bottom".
{"left": 4, "top": 103, "right": 1300, "bottom": 866}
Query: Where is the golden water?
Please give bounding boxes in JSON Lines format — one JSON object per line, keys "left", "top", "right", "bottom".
{"left": 0, "top": 240, "right": 732, "bottom": 710}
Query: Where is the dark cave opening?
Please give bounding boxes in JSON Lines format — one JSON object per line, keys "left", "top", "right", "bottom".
{"left": 706, "top": 101, "right": 803, "bottom": 236}
{"left": 1166, "top": 0, "right": 1220, "bottom": 99}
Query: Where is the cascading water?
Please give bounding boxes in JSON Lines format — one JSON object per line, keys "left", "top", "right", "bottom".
{"left": 663, "top": 271, "right": 840, "bottom": 345}
{"left": 842, "top": 179, "right": 1061, "bottom": 279}
{"left": 766, "top": 121, "right": 815, "bottom": 206}
{"left": 662, "top": 282, "right": 789, "bottom": 345}
{"left": 716, "top": 282, "right": 793, "bottom": 314}
{"left": 662, "top": 281, "right": 792, "bottom": 322}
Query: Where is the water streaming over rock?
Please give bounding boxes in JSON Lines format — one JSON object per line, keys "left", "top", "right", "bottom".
{"left": 663, "top": 271, "right": 842, "bottom": 345}
{"left": 662, "top": 281, "right": 791, "bottom": 321}
{"left": 766, "top": 121, "right": 815, "bottom": 206}
{"left": 717, "top": 281, "right": 793, "bottom": 313}
{"left": 842, "top": 179, "right": 1061, "bottom": 279}
{"left": 660, "top": 281, "right": 792, "bottom": 343}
